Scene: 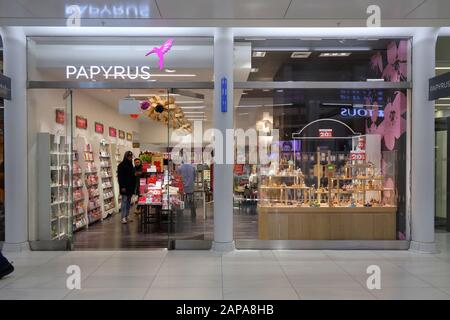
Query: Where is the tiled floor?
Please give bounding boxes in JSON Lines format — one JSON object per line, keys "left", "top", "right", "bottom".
{"left": 1, "top": 233, "right": 450, "bottom": 300}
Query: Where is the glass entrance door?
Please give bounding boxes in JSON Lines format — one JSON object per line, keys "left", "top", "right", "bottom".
{"left": 136, "top": 88, "right": 214, "bottom": 249}
{"left": 164, "top": 88, "right": 214, "bottom": 248}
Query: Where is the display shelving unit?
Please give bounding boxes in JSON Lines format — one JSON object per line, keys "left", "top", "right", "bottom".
{"left": 84, "top": 143, "right": 102, "bottom": 225}
{"left": 72, "top": 146, "right": 87, "bottom": 231}
{"left": 99, "top": 141, "right": 116, "bottom": 218}
{"left": 37, "top": 133, "right": 71, "bottom": 241}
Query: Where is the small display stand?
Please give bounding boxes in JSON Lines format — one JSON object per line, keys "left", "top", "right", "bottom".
{"left": 137, "top": 166, "right": 183, "bottom": 233}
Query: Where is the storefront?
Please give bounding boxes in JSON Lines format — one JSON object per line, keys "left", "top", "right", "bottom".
{"left": 434, "top": 36, "right": 450, "bottom": 233}
{"left": 0, "top": 26, "right": 441, "bottom": 252}
{"left": 0, "top": 35, "right": 7, "bottom": 242}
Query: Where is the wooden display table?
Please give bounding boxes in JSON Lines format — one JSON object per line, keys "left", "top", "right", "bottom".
{"left": 258, "top": 205, "right": 397, "bottom": 240}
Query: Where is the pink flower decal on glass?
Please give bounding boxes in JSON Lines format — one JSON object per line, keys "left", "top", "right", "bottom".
{"left": 370, "top": 52, "right": 383, "bottom": 74}
{"left": 365, "top": 91, "right": 406, "bottom": 151}
{"left": 382, "top": 91, "right": 407, "bottom": 150}
{"left": 382, "top": 40, "right": 408, "bottom": 82}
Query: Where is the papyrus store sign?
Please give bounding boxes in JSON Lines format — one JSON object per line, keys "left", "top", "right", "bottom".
{"left": 0, "top": 74, "right": 11, "bottom": 100}
{"left": 429, "top": 72, "right": 450, "bottom": 101}
{"left": 319, "top": 129, "right": 333, "bottom": 138}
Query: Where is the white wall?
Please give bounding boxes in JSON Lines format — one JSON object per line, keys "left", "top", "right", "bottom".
{"left": 27, "top": 89, "right": 139, "bottom": 240}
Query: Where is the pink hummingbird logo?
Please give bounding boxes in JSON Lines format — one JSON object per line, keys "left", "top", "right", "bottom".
{"left": 145, "top": 39, "right": 173, "bottom": 70}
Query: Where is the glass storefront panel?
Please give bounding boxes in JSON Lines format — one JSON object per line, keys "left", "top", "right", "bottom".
{"left": 234, "top": 38, "right": 411, "bottom": 82}
{"left": 434, "top": 36, "right": 450, "bottom": 232}
{"left": 28, "top": 89, "right": 73, "bottom": 246}
{"left": 27, "top": 36, "right": 214, "bottom": 249}
{"left": 233, "top": 88, "right": 408, "bottom": 241}
{"left": 0, "top": 35, "right": 4, "bottom": 241}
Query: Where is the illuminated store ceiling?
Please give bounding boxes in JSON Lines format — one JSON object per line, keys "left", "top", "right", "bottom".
{"left": 1, "top": 0, "right": 450, "bottom": 27}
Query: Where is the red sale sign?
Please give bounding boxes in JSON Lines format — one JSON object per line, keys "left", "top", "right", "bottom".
{"left": 350, "top": 151, "right": 366, "bottom": 161}
{"left": 319, "top": 129, "right": 333, "bottom": 138}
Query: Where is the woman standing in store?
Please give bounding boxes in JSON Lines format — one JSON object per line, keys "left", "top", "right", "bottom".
{"left": 118, "top": 151, "right": 135, "bottom": 224}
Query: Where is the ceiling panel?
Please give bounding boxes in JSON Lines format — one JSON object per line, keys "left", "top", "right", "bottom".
{"left": 0, "top": 0, "right": 32, "bottom": 18}
{"left": 286, "top": 0, "right": 424, "bottom": 19}
{"left": 157, "top": 0, "right": 292, "bottom": 19}
{"left": 13, "top": 0, "right": 161, "bottom": 19}
{"left": 406, "top": 0, "right": 450, "bottom": 19}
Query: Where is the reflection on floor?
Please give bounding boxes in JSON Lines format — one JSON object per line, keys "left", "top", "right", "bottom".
{"left": 1, "top": 233, "right": 450, "bottom": 300}
{"left": 73, "top": 203, "right": 260, "bottom": 250}
{"left": 74, "top": 204, "right": 215, "bottom": 249}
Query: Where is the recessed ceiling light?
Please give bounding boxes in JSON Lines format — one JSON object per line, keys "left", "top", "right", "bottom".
{"left": 276, "top": 90, "right": 284, "bottom": 93}
{"left": 250, "top": 68, "right": 259, "bottom": 73}
{"left": 177, "top": 100, "right": 203, "bottom": 104}
{"left": 130, "top": 93, "right": 180, "bottom": 97}
{"left": 436, "top": 67, "right": 450, "bottom": 70}
{"left": 149, "top": 74, "right": 196, "bottom": 77}
{"left": 165, "top": 69, "right": 176, "bottom": 73}
{"left": 180, "top": 106, "right": 205, "bottom": 109}
{"left": 262, "top": 89, "right": 271, "bottom": 92}
{"left": 319, "top": 52, "right": 351, "bottom": 57}
{"left": 252, "top": 51, "right": 266, "bottom": 58}
{"left": 290, "top": 52, "right": 312, "bottom": 58}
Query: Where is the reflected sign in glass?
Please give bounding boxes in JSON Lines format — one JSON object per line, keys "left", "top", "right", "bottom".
{"left": 65, "top": 2, "right": 150, "bottom": 19}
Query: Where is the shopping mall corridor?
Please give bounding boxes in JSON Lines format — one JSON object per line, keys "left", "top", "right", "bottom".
{"left": 1, "top": 233, "right": 450, "bottom": 300}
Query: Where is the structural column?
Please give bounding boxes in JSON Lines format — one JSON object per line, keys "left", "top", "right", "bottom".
{"left": 410, "top": 27, "right": 439, "bottom": 253}
{"left": 212, "top": 28, "right": 235, "bottom": 251}
{"left": 0, "top": 27, "right": 29, "bottom": 251}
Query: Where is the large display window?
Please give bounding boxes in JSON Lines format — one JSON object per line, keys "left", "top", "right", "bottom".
{"left": 0, "top": 35, "right": 4, "bottom": 242}
{"left": 234, "top": 87, "right": 408, "bottom": 241}
{"left": 233, "top": 36, "right": 410, "bottom": 242}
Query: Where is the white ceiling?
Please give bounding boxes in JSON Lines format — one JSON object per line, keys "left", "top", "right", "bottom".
{"left": 0, "top": 0, "right": 450, "bottom": 26}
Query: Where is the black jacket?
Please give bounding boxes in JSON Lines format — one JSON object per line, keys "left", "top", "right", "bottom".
{"left": 118, "top": 157, "right": 136, "bottom": 196}
{"left": 134, "top": 164, "right": 143, "bottom": 195}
